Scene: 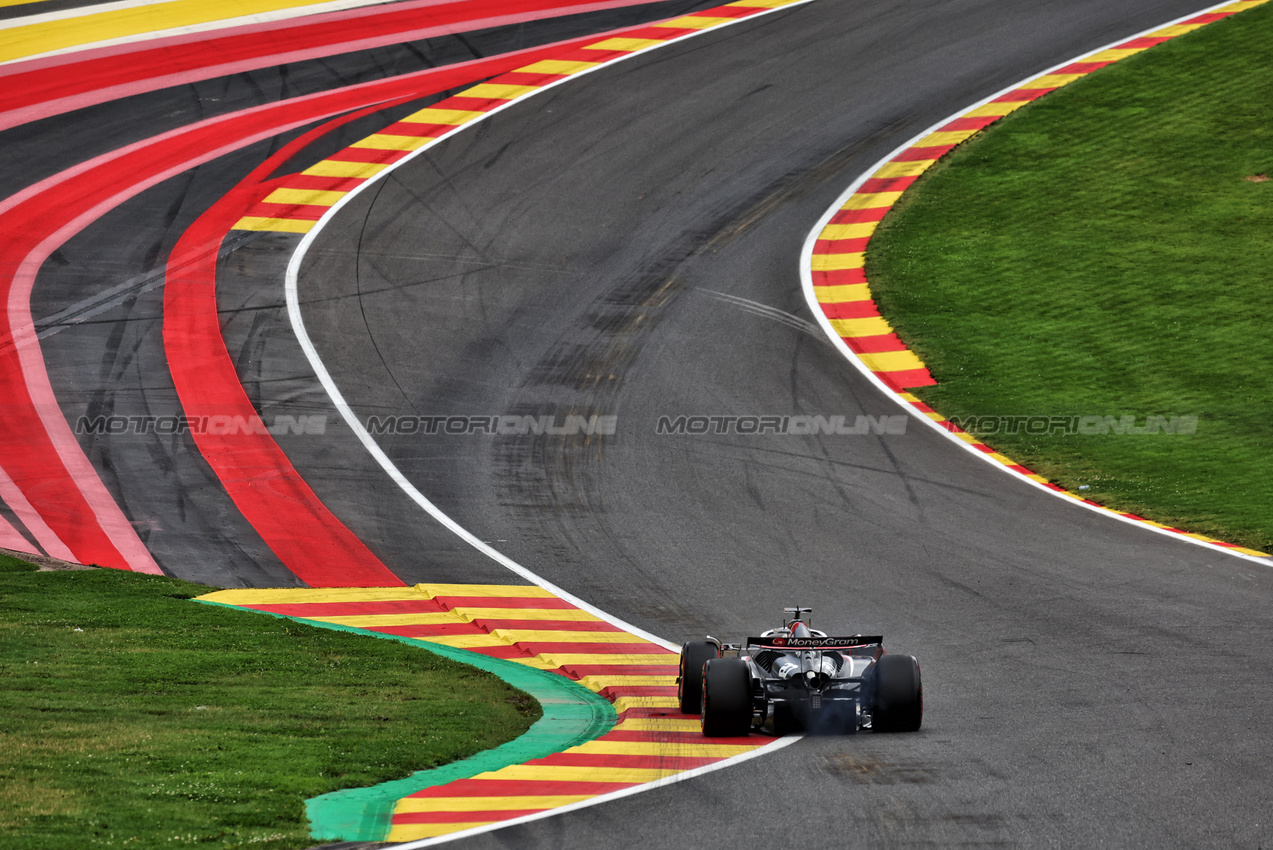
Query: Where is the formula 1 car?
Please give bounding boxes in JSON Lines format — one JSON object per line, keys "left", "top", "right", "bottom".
{"left": 677, "top": 607, "right": 922, "bottom": 736}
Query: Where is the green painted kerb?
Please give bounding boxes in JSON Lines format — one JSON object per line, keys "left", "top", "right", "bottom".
{"left": 194, "top": 600, "right": 616, "bottom": 843}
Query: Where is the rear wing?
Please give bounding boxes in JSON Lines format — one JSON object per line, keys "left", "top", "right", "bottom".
{"left": 747, "top": 635, "right": 883, "bottom": 649}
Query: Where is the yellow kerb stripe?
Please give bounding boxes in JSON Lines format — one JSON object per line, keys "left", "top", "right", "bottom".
{"left": 842, "top": 190, "right": 903, "bottom": 210}
{"left": 1026, "top": 73, "right": 1087, "bottom": 88}
{"left": 405, "top": 108, "right": 487, "bottom": 125}
{"left": 858, "top": 350, "right": 928, "bottom": 372}
{"left": 386, "top": 822, "right": 495, "bottom": 841}
{"left": 566, "top": 740, "right": 758, "bottom": 757}
{"left": 451, "top": 607, "right": 601, "bottom": 622}
{"left": 232, "top": 216, "right": 315, "bottom": 234}
{"left": 963, "top": 100, "right": 1029, "bottom": 118}
{"left": 494, "top": 655, "right": 560, "bottom": 671}
{"left": 414, "top": 634, "right": 515, "bottom": 649}
{"left": 395, "top": 795, "right": 593, "bottom": 813}
{"left": 913, "top": 129, "right": 978, "bottom": 147}
{"left": 583, "top": 37, "right": 664, "bottom": 51}
{"left": 810, "top": 252, "right": 864, "bottom": 272}
{"left": 815, "top": 284, "right": 871, "bottom": 303}
{"left": 488, "top": 630, "right": 642, "bottom": 643}
{"left": 262, "top": 188, "right": 346, "bottom": 207}
{"left": 830, "top": 316, "right": 892, "bottom": 337}
{"left": 480, "top": 764, "right": 683, "bottom": 783}
{"left": 534, "top": 654, "right": 675, "bottom": 665}
{"left": 614, "top": 717, "right": 701, "bottom": 731}
{"left": 301, "top": 160, "right": 387, "bottom": 179}
{"left": 872, "top": 159, "right": 935, "bottom": 178}
{"left": 611, "top": 695, "right": 680, "bottom": 712}
{"left": 574, "top": 675, "right": 674, "bottom": 689}
{"left": 1082, "top": 47, "right": 1148, "bottom": 63}
{"left": 300, "top": 613, "right": 463, "bottom": 627}
{"left": 351, "top": 134, "right": 435, "bottom": 151}
{"left": 819, "top": 221, "right": 877, "bottom": 240}
{"left": 653, "top": 15, "right": 736, "bottom": 28}
{"left": 1149, "top": 23, "right": 1206, "bottom": 37}
{"left": 417, "top": 584, "right": 552, "bottom": 598}
{"left": 459, "top": 83, "right": 539, "bottom": 100}
{"left": 196, "top": 587, "right": 425, "bottom": 605}
{"left": 516, "top": 59, "right": 598, "bottom": 75}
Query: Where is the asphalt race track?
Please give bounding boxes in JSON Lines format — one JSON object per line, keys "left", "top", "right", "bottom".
{"left": 9, "top": 0, "right": 1273, "bottom": 846}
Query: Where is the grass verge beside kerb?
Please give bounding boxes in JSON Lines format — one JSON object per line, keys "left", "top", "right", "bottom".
{"left": 868, "top": 2, "right": 1273, "bottom": 553}
{"left": 0, "top": 554, "right": 539, "bottom": 850}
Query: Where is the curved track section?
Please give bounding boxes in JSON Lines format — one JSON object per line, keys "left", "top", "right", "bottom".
{"left": 5, "top": 0, "right": 1273, "bottom": 845}
{"left": 4, "top": 0, "right": 729, "bottom": 583}
{"left": 803, "top": 0, "right": 1270, "bottom": 562}
{"left": 291, "top": 0, "right": 1273, "bottom": 845}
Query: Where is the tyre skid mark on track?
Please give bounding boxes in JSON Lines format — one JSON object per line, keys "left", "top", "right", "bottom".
{"left": 0, "top": 505, "right": 36, "bottom": 554}
{"left": 0, "top": 72, "right": 446, "bottom": 573}
{"left": 803, "top": 0, "right": 1271, "bottom": 561}
{"left": 262, "top": 1, "right": 819, "bottom": 843}
{"left": 197, "top": 585, "right": 783, "bottom": 844}
{"left": 0, "top": 32, "right": 636, "bottom": 572}
{"left": 160, "top": 18, "right": 771, "bottom": 583}
{"left": 0, "top": 458, "right": 72, "bottom": 559}
{"left": 164, "top": 94, "right": 416, "bottom": 588}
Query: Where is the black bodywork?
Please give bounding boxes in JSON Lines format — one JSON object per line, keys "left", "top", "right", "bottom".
{"left": 746, "top": 634, "right": 886, "bottom": 734}
{"left": 678, "top": 608, "right": 922, "bottom": 736}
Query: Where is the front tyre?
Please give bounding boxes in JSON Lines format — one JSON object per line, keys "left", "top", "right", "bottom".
{"left": 872, "top": 653, "right": 922, "bottom": 732}
{"left": 701, "top": 657, "right": 753, "bottom": 737}
{"left": 678, "top": 640, "right": 719, "bottom": 714}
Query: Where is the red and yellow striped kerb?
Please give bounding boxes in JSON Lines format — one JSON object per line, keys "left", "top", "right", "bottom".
{"left": 199, "top": 584, "right": 766, "bottom": 841}
{"left": 808, "top": 0, "right": 1269, "bottom": 559}
{"left": 232, "top": 0, "right": 806, "bottom": 233}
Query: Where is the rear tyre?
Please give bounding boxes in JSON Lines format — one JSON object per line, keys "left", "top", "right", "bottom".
{"left": 872, "top": 653, "right": 923, "bottom": 732}
{"left": 678, "top": 640, "right": 719, "bottom": 714}
{"left": 701, "top": 657, "right": 753, "bottom": 737}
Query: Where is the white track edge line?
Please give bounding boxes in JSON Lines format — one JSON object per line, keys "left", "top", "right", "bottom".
{"left": 282, "top": 11, "right": 816, "bottom": 839}
{"left": 286, "top": 0, "right": 818, "bottom": 643}
{"left": 797, "top": 0, "right": 1271, "bottom": 566}
{"left": 387, "top": 732, "right": 804, "bottom": 848}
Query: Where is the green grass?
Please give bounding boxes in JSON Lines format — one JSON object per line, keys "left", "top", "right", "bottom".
{"left": 868, "top": 2, "right": 1273, "bottom": 553}
{"left": 0, "top": 555, "right": 539, "bottom": 849}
